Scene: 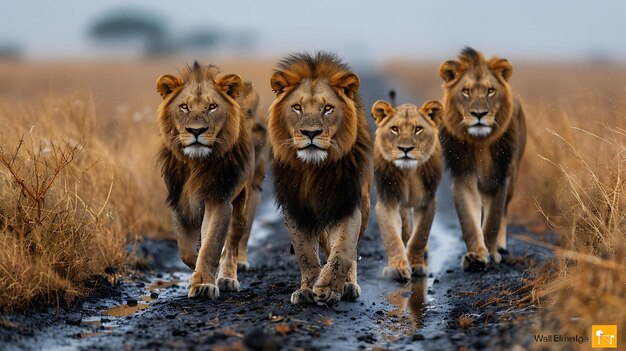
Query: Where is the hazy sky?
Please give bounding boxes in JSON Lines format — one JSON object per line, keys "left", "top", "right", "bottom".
{"left": 2, "top": 0, "right": 625, "bottom": 62}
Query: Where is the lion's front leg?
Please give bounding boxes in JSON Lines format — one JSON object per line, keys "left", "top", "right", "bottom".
{"left": 482, "top": 178, "right": 510, "bottom": 265}
{"left": 313, "top": 208, "right": 361, "bottom": 306}
{"left": 406, "top": 200, "right": 436, "bottom": 277}
{"left": 217, "top": 189, "right": 248, "bottom": 292}
{"left": 376, "top": 202, "right": 411, "bottom": 281}
{"left": 452, "top": 176, "right": 490, "bottom": 271}
{"left": 284, "top": 211, "right": 321, "bottom": 305}
{"left": 188, "top": 200, "right": 232, "bottom": 299}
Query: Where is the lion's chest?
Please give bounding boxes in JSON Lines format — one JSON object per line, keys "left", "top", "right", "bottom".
{"left": 402, "top": 175, "right": 428, "bottom": 208}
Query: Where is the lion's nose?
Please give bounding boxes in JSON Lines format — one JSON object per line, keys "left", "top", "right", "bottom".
{"left": 186, "top": 127, "right": 208, "bottom": 137}
{"left": 470, "top": 110, "right": 488, "bottom": 119}
{"left": 398, "top": 146, "right": 415, "bottom": 154}
{"left": 300, "top": 129, "right": 322, "bottom": 140}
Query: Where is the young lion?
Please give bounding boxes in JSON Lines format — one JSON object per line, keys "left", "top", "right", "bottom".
{"left": 372, "top": 99, "right": 443, "bottom": 280}
{"left": 156, "top": 62, "right": 254, "bottom": 299}
{"left": 438, "top": 47, "right": 527, "bottom": 271}
{"left": 268, "top": 52, "right": 373, "bottom": 305}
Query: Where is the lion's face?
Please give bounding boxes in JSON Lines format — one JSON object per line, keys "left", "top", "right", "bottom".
{"left": 156, "top": 63, "right": 242, "bottom": 160}
{"left": 269, "top": 69, "right": 360, "bottom": 165}
{"left": 372, "top": 100, "right": 442, "bottom": 169}
{"left": 440, "top": 48, "right": 513, "bottom": 141}
{"left": 280, "top": 80, "right": 349, "bottom": 163}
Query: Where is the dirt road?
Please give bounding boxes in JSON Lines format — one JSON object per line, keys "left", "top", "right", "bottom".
{"left": 0, "top": 72, "right": 549, "bottom": 351}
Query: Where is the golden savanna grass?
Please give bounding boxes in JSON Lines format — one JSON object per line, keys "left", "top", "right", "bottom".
{"left": 0, "top": 59, "right": 275, "bottom": 310}
{"left": 386, "top": 61, "right": 626, "bottom": 347}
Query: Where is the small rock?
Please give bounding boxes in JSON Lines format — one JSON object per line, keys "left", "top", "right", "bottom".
{"left": 150, "top": 292, "right": 159, "bottom": 300}
{"left": 375, "top": 310, "right": 384, "bottom": 316}
{"left": 172, "top": 329, "right": 188, "bottom": 337}
{"left": 446, "top": 269, "right": 455, "bottom": 274}
{"left": 66, "top": 313, "right": 82, "bottom": 326}
{"left": 412, "top": 333, "right": 425, "bottom": 341}
{"left": 127, "top": 299, "right": 138, "bottom": 307}
{"left": 244, "top": 327, "right": 277, "bottom": 350}
{"left": 433, "top": 278, "right": 440, "bottom": 284}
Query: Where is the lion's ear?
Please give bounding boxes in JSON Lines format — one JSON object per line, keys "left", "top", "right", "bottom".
{"left": 439, "top": 60, "right": 461, "bottom": 83}
{"left": 216, "top": 74, "right": 243, "bottom": 99}
{"left": 331, "top": 73, "right": 360, "bottom": 99}
{"left": 420, "top": 100, "right": 443, "bottom": 126}
{"left": 270, "top": 71, "right": 298, "bottom": 96}
{"left": 156, "top": 74, "right": 182, "bottom": 99}
{"left": 371, "top": 100, "right": 394, "bottom": 125}
{"left": 488, "top": 57, "right": 513, "bottom": 82}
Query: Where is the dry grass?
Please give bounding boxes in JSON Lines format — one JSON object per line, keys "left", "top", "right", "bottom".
{"left": 0, "top": 58, "right": 275, "bottom": 311}
{"left": 385, "top": 61, "right": 626, "bottom": 347}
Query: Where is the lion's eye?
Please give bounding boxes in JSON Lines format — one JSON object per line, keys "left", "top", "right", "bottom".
{"left": 461, "top": 88, "right": 470, "bottom": 97}
{"left": 487, "top": 88, "right": 496, "bottom": 96}
{"left": 323, "top": 105, "right": 334, "bottom": 115}
{"left": 415, "top": 126, "right": 423, "bottom": 134}
{"left": 179, "top": 104, "right": 189, "bottom": 113}
{"left": 208, "top": 103, "right": 218, "bottom": 111}
{"left": 390, "top": 126, "right": 399, "bottom": 134}
{"left": 292, "top": 104, "right": 302, "bottom": 113}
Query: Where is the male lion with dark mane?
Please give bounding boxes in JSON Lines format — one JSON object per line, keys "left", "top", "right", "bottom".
{"left": 439, "top": 47, "right": 527, "bottom": 271}
{"left": 268, "top": 52, "right": 372, "bottom": 305}
{"left": 156, "top": 62, "right": 254, "bottom": 299}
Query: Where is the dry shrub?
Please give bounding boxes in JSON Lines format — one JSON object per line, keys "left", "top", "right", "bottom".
{"left": 0, "top": 96, "right": 136, "bottom": 311}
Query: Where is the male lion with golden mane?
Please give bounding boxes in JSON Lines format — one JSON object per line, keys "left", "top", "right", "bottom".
{"left": 156, "top": 62, "right": 254, "bottom": 299}
{"left": 371, "top": 98, "right": 443, "bottom": 280}
{"left": 268, "top": 52, "right": 372, "bottom": 305}
{"left": 438, "top": 47, "right": 527, "bottom": 271}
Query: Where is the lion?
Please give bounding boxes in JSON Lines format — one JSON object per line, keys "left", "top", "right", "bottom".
{"left": 371, "top": 98, "right": 443, "bottom": 280}
{"left": 156, "top": 62, "right": 255, "bottom": 299}
{"left": 268, "top": 52, "right": 373, "bottom": 305}
{"left": 236, "top": 82, "right": 270, "bottom": 271}
{"left": 438, "top": 47, "right": 527, "bottom": 271}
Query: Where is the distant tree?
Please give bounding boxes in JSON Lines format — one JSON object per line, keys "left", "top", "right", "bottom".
{"left": 0, "top": 43, "right": 21, "bottom": 61}
{"left": 87, "top": 8, "right": 169, "bottom": 56}
{"left": 181, "top": 27, "right": 221, "bottom": 51}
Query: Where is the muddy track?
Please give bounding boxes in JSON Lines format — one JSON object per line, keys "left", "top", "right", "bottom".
{"left": 0, "top": 71, "right": 551, "bottom": 351}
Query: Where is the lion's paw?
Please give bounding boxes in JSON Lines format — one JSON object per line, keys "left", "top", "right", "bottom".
{"left": 312, "top": 285, "right": 342, "bottom": 307}
{"left": 237, "top": 262, "right": 250, "bottom": 272}
{"left": 188, "top": 283, "right": 219, "bottom": 299}
{"left": 410, "top": 263, "right": 428, "bottom": 277}
{"left": 342, "top": 282, "right": 361, "bottom": 301}
{"left": 383, "top": 265, "right": 412, "bottom": 281}
{"left": 290, "top": 288, "right": 315, "bottom": 305}
{"left": 490, "top": 251, "right": 502, "bottom": 265}
{"left": 462, "top": 251, "right": 490, "bottom": 272}
{"left": 216, "top": 277, "right": 240, "bottom": 292}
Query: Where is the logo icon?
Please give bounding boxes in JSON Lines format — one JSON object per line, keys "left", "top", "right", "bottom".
{"left": 592, "top": 325, "right": 617, "bottom": 348}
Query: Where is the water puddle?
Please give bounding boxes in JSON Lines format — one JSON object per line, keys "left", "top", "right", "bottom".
{"left": 147, "top": 279, "right": 182, "bottom": 291}
{"left": 73, "top": 332, "right": 112, "bottom": 339}
{"left": 384, "top": 278, "right": 428, "bottom": 335}
{"left": 103, "top": 303, "right": 150, "bottom": 317}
